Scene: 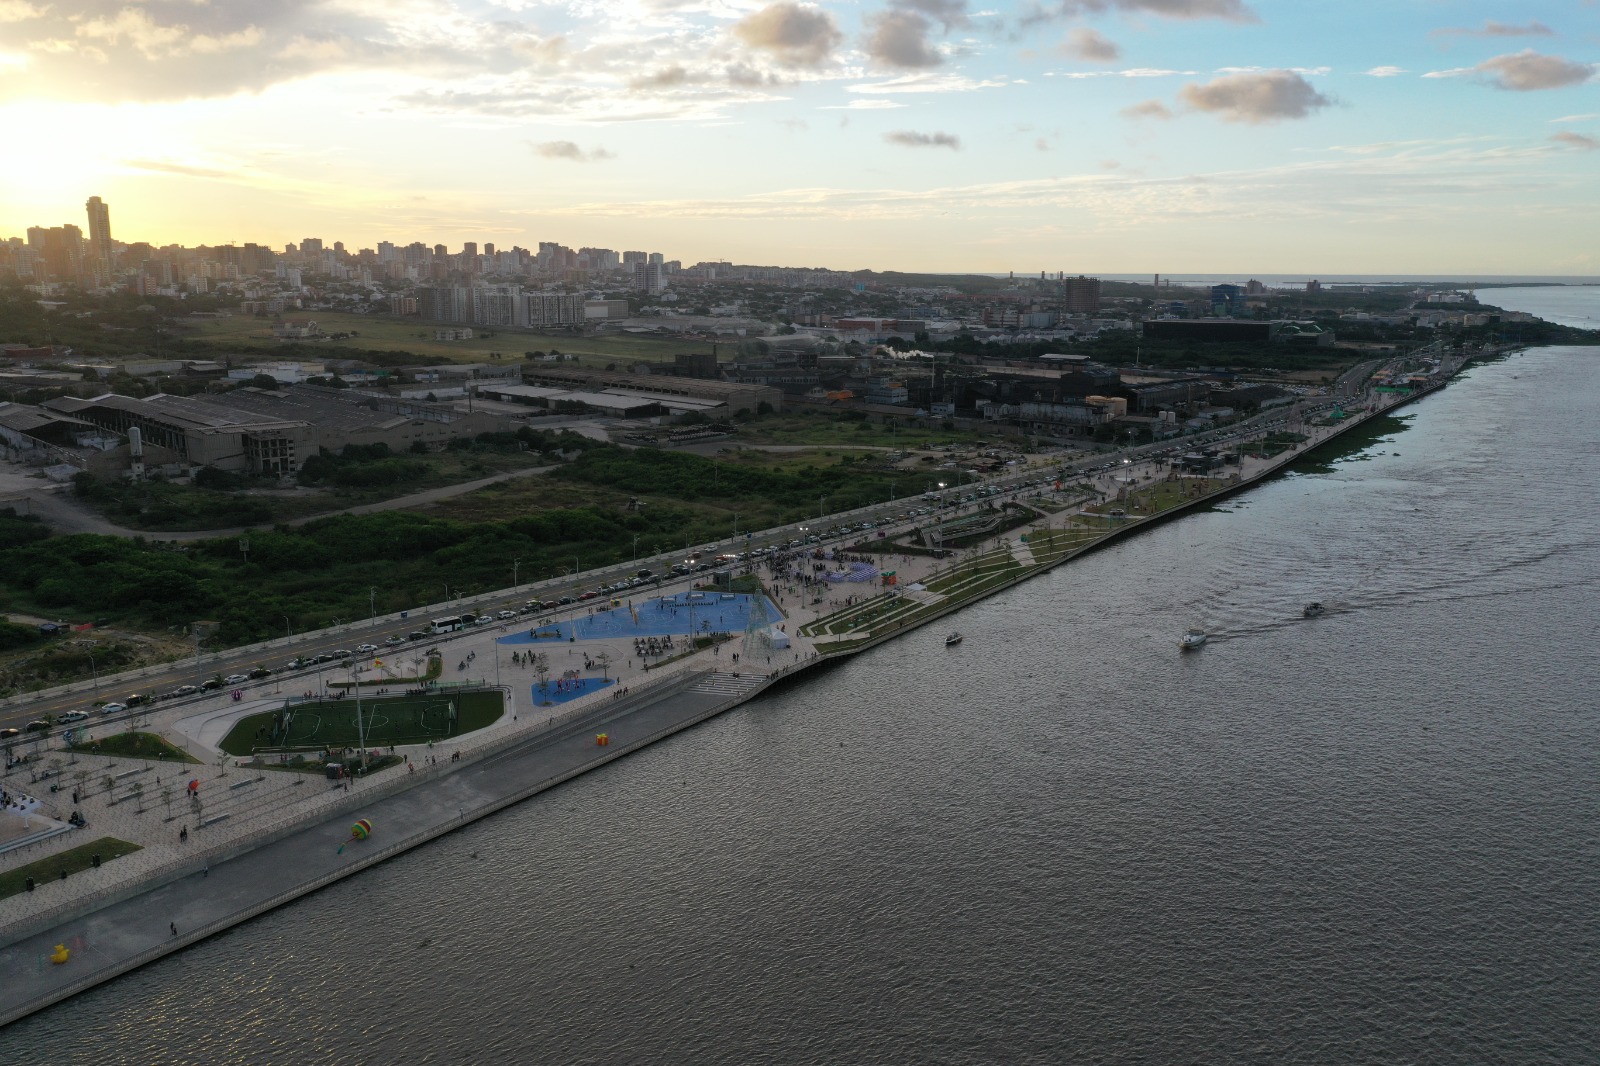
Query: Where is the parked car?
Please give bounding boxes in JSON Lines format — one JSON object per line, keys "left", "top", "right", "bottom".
{"left": 0, "top": 727, "right": 19, "bottom": 739}
{"left": 24, "top": 720, "right": 50, "bottom": 732}
{"left": 384, "top": 636, "right": 406, "bottom": 646}
{"left": 408, "top": 631, "right": 426, "bottom": 641}
{"left": 248, "top": 667, "right": 271, "bottom": 679}
{"left": 224, "top": 674, "right": 249, "bottom": 685}
{"left": 124, "top": 694, "right": 148, "bottom": 707}
{"left": 174, "top": 684, "right": 199, "bottom": 696}
{"left": 201, "top": 678, "right": 224, "bottom": 690}
{"left": 331, "top": 649, "right": 351, "bottom": 658}
{"left": 497, "top": 610, "right": 517, "bottom": 620}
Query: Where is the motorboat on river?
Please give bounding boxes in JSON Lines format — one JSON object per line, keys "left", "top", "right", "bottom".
{"left": 1303, "top": 602, "right": 1325, "bottom": 618}
{"left": 1179, "top": 628, "right": 1208, "bottom": 651}
{"left": 945, "top": 632, "right": 963, "bottom": 647}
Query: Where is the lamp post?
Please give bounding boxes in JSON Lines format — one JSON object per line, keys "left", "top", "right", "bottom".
{"left": 513, "top": 557, "right": 521, "bottom": 588}
{"left": 282, "top": 615, "right": 292, "bottom": 641}
{"left": 75, "top": 639, "right": 99, "bottom": 692}
{"left": 369, "top": 586, "right": 378, "bottom": 628}
{"left": 351, "top": 665, "right": 368, "bottom": 773}
{"left": 631, "top": 536, "right": 638, "bottom": 564}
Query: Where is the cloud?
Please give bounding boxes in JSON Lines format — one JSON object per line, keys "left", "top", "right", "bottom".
{"left": 1121, "top": 98, "right": 1173, "bottom": 119}
{"left": 866, "top": 10, "right": 943, "bottom": 69}
{"left": 1363, "top": 66, "right": 1407, "bottom": 77}
{"left": 1550, "top": 131, "right": 1600, "bottom": 150}
{"left": 884, "top": 129, "right": 962, "bottom": 148}
{"left": 0, "top": 0, "right": 46, "bottom": 21}
{"left": 1027, "top": 0, "right": 1257, "bottom": 24}
{"left": 123, "top": 159, "right": 242, "bottom": 181}
{"left": 848, "top": 73, "right": 1004, "bottom": 93}
{"left": 531, "top": 141, "right": 615, "bottom": 162}
{"left": 1178, "top": 70, "right": 1332, "bottom": 123}
{"left": 1475, "top": 51, "right": 1595, "bottom": 91}
{"left": 1548, "top": 113, "right": 1598, "bottom": 123}
{"left": 1431, "top": 21, "right": 1555, "bottom": 40}
{"left": 732, "top": 2, "right": 842, "bottom": 69}
{"left": 892, "top": 0, "right": 971, "bottom": 31}
{"left": 820, "top": 98, "right": 908, "bottom": 109}
{"left": 629, "top": 66, "right": 692, "bottom": 90}
{"left": 1060, "top": 27, "right": 1119, "bottom": 62}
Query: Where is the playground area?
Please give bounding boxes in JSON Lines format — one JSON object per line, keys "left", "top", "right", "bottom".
{"left": 499, "top": 591, "right": 783, "bottom": 644}
{"left": 529, "top": 676, "right": 615, "bottom": 707}
{"left": 217, "top": 689, "right": 504, "bottom": 756}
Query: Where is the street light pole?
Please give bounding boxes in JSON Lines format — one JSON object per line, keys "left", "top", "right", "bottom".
{"left": 369, "top": 586, "right": 378, "bottom": 628}
{"left": 513, "top": 557, "right": 520, "bottom": 588}
{"left": 282, "top": 615, "right": 292, "bottom": 641}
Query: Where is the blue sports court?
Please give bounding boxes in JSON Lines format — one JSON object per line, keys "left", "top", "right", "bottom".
{"left": 497, "top": 592, "right": 782, "bottom": 644}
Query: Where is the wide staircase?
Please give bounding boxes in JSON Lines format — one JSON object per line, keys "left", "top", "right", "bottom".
{"left": 689, "top": 672, "right": 771, "bottom": 700}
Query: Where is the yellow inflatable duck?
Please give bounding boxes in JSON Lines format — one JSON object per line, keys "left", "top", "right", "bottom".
{"left": 49, "top": 944, "right": 70, "bottom": 965}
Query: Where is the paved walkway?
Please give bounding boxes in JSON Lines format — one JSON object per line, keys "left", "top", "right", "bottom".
{"left": 0, "top": 665, "right": 775, "bottom": 1024}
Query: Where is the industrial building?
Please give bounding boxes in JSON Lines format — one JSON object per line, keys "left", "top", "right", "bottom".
{"left": 43, "top": 384, "right": 512, "bottom": 477}
{"left": 519, "top": 366, "right": 782, "bottom": 416}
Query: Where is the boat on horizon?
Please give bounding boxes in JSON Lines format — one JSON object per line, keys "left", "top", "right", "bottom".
{"left": 1303, "top": 602, "right": 1325, "bottom": 618}
{"left": 1179, "top": 628, "right": 1207, "bottom": 651}
{"left": 945, "top": 632, "right": 963, "bottom": 647}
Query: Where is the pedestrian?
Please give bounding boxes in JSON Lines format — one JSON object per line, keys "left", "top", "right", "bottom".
{"left": 171, "top": 922, "right": 177, "bottom": 936}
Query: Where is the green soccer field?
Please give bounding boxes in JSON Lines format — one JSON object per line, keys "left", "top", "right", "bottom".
{"left": 218, "top": 689, "right": 504, "bottom": 755}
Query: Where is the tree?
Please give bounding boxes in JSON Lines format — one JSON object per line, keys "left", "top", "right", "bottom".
{"left": 533, "top": 652, "right": 550, "bottom": 697}
{"left": 250, "top": 373, "right": 279, "bottom": 390}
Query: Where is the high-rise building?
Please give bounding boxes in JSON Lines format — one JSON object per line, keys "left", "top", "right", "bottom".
{"left": 85, "top": 196, "right": 113, "bottom": 286}
{"left": 1062, "top": 275, "right": 1102, "bottom": 314}
{"left": 301, "top": 238, "right": 324, "bottom": 255}
{"left": 484, "top": 243, "right": 495, "bottom": 257}
{"left": 622, "top": 250, "right": 647, "bottom": 265}
{"left": 647, "top": 252, "right": 664, "bottom": 266}
{"left": 632, "top": 261, "right": 666, "bottom": 295}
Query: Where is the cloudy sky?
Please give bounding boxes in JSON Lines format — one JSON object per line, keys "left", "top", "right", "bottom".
{"left": 2, "top": 0, "right": 1596, "bottom": 274}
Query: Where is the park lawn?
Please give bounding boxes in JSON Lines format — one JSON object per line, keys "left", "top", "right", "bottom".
{"left": 69, "top": 732, "right": 201, "bottom": 763}
{"left": 177, "top": 311, "right": 696, "bottom": 365}
{"left": 217, "top": 688, "right": 504, "bottom": 755}
{"left": 0, "top": 837, "right": 142, "bottom": 901}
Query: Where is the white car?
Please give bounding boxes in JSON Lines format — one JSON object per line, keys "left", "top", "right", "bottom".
{"left": 497, "top": 610, "right": 517, "bottom": 620}
{"left": 224, "top": 674, "right": 249, "bottom": 685}
{"left": 60, "top": 710, "right": 89, "bottom": 723}
{"left": 99, "top": 702, "right": 125, "bottom": 715}
{"left": 355, "top": 643, "right": 379, "bottom": 653}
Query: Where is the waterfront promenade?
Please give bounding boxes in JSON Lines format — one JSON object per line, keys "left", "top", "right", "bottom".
{"left": 0, "top": 345, "right": 1477, "bottom": 1025}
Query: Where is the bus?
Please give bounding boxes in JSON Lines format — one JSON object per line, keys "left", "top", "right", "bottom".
{"left": 430, "top": 616, "right": 469, "bottom": 634}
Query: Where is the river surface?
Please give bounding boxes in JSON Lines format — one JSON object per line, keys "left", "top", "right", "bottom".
{"left": 4, "top": 341, "right": 1599, "bottom": 1062}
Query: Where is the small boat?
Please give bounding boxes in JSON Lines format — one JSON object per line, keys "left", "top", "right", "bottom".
{"left": 1179, "top": 628, "right": 1207, "bottom": 651}
{"left": 945, "top": 632, "right": 963, "bottom": 647}
{"left": 1302, "top": 601, "right": 1324, "bottom": 618}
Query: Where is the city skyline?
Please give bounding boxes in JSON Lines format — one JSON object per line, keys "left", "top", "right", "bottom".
{"left": 1, "top": 1, "right": 1597, "bottom": 274}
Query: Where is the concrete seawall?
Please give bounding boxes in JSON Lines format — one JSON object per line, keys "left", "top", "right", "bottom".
{"left": 0, "top": 354, "right": 1481, "bottom": 1028}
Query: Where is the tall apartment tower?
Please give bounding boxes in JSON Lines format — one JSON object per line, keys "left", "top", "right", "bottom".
{"left": 85, "top": 196, "right": 113, "bottom": 286}
{"left": 1061, "top": 275, "right": 1102, "bottom": 314}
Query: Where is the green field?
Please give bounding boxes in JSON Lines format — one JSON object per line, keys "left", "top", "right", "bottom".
{"left": 0, "top": 837, "right": 142, "bottom": 901}
{"left": 174, "top": 310, "right": 701, "bottom": 366}
{"left": 218, "top": 689, "right": 504, "bottom": 755}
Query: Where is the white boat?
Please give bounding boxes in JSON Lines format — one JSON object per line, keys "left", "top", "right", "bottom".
{"left": 1179, "top": 628, "right": 1207, "bottom": 651}
{"left": 1302, "top": 601, "right": 1324, "bottom": 618}
{"left": 945, "top": 632, "right": 963, "bottom": 647}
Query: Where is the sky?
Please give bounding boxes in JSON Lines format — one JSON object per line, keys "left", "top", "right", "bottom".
{"left": 1, "top": 0, "right": 1597, "bottom": 275}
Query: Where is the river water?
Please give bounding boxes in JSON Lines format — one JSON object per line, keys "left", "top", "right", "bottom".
{"left": 4, "top": 324, "right": 1598, "bottom": 1061}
